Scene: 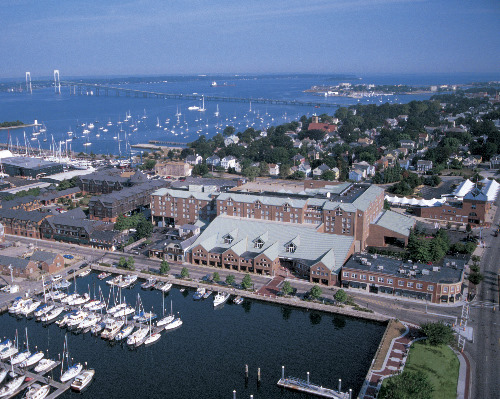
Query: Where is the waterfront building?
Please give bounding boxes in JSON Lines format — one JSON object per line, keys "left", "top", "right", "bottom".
{"left": 29, "top": 251, "right": 65, "bottom": 274}
{"left": 188, "top": 215, "right": 355, "bottom": 285}
{"left": 0, "top": 255, "right": 38, "bottom": 278}
{"left": 77, "top": 169, "right": 148, "bottom": 194}
{"left": 38, "top": 187, "right": 81, "bottom": 206}
{"left": 155, "top": 161, "right": 192, "bottom": 178}
{"left": 0, "top": 196, "right": 42, "bottom": 212}
{"left": 0, "top": 209, "right": 51, "bottom": 238}
{"left": 341, "top": 253, "right": 466, "bottom": 303}
{"left": 1, "top": 157, "right": 64, "bottom": 178}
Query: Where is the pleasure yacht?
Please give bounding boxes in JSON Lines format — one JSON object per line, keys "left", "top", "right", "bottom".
{"left": 24, "top": 383, "right": 50, "bottom": 399}
{"left": 101, "top": 319, "right": 124, "bottom": 340}
{"left": 71, "top": 369, "right": 95, "bottom": 392}
{"left": 40, "top": 307, "right": 64, "bottom": 323}
{"left": 34, "top": 358, "right": 57, "bottom": 374}
{"left": 127, "top": 327, "right": 149, "bottom": 347}
{"left": 118, "top": 274, "right": 138, "bottom": 288}
{"left": 77, "top": 314, "right": 101, "bottom": 330}
{"left": 34, "top": 304, "right": 54, "bottom": 318}
{"left": 0, "top": 376, "right": 25, "bottom": 398}
{"left": 0, "top": 346, "right": 18, "bottom": 360}
{"left": 164, "top": 317, "right": 183, "bottom": 331}
{"left": 213, "top": 292, "right": 230, "bottom": 307}
{"left": 11, "top": 349, "right": 31, "bottom": 365}
{"left": 19, "top": 351, "right": 44, "bottom": 368}
{"left": 65, "top": 311, "right": 88, "bottom": 329}
{"left": 19, "top": 300, "right": 41, "bottom": 316}
{"left": 193, "top": 287, "right": 205, "bottom": 300}
{"left": 60, "top": 363, "right": 83, "bottom": 382}
{"left": 114, "top": 324, "right": 135, "bottom": 341}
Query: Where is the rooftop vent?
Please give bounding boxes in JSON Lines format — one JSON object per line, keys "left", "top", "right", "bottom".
{"left": 422, "top": 269, "right": 430, "bottom": 275}
{"left": 432, "top": 266, "right": 440, "bottom": 272}
{"left": 399, "top": 269, "right": 406, "bottom": 274}
{"left": 377, "top": 265, "right": 384, "bottom": 270}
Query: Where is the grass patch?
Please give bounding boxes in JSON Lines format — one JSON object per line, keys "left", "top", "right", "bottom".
{"left": 383, "top": 341, "right": 459, "bottom": 399}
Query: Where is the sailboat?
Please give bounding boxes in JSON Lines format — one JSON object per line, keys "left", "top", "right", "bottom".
{"left": 0, "top": 375, "right": 25, "bottom": 398}
{"left": 198, "top": 96, "right": 206, "bottom": 112}
{"left": 214, "top": 104, "right": 220, "bottom": 117}
{"left": 175, "top": 106, "right": 182, "bottom": 117}
{"left": 60, "top": 335, "right": 83, "bottom": 382}
{"left": 156, "top": 296, "right": 175, "bottom": 327}
{"left": 10, "top": 328, "right": 31, "bottom": 365}
{"left": 156, "top": 117, "right": 161, "bottom": 128}
{"left": 143, "top": 311, "right": 161, "bottom": 346}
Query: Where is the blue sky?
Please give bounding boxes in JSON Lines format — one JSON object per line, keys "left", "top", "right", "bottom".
{"left": 1, "top": 0, "right": 499, "bottom": 78}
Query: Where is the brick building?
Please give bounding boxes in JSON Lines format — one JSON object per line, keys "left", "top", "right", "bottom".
{"left": 77, "top": 169, "right": 148, "bottom": 194}
{"left": 30, "top": 251, "right": 65, "bottom": 274}
{"left": 341, "top": 253, "right": 465, "bottom": 303}
{"left": 0, "top": 209, "right": 51, "bottom": 239}
{"left": 0, "top": 255, "right": 38, "bottom": 278}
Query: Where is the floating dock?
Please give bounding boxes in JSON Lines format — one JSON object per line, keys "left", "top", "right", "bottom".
{"left": 277, "top": 376, "right": 349, "bottom": 399}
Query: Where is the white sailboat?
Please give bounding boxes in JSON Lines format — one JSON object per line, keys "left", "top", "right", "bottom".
{"left": 24, "top": 383, "right": 50, "bottom": 399}
{"left": 214, "top": 104, "right": 219, "bottom": 117}
{"left": 0, "top": 376, "right": 25, "bottom": 398}
{"left": 60, "top": 335, "right": 83, "bottom": 382}
{"left": 198, "top": 96, "right": 206, "bottom": 112}
{"left": 156, "top": 296, "right": 175, "bottom": 327}
{"left": 143, "top": 312, "right": 161, "bottom": 346}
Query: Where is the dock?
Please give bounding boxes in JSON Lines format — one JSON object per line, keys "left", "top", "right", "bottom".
{"left": 277, "top": 376, "right": 349, "bottom": 399}
{"left": 0, "top": 360, "right": 72, "bottom": 399}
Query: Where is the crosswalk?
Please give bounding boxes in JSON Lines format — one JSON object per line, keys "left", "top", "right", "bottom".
{"left": 469, "top": 300, "right": 497, "bottom": 309}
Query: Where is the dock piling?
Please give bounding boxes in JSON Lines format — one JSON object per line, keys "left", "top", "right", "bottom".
{"left": 349, "top": 388, "right": 352, "bottom": 399}
{"left": 257, "top": 368, "right": 261, "bottom": 384}
{"left": 338, "top": 379, "right": 341, "bottom": 393}
{"left": 282, "top": 365, "right": 284, "bottom": 379}
{"left": 307, "top": 372, "right": 310, "bottom": 385}
{"left": 233, "top": 390, "right": 236, "bottom": 399}
{"left": 245, "top": 364, "right": 248, "bottom": 379}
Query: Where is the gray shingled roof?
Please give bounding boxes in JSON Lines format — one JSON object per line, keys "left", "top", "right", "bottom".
{"left": 188, "top": 215, "right": 354, "bottom": 272}
{"left": 152, "top": 188, "right": 213, "bottom": 201}
{"left": 0, "top": 255, "right": 32, "bottom": 270}
{"left": 30, "top": 251, "right": 58, "bottom": 264}
{"left": 352, "top": 185, "right": 384, "bottom": 211}
{"left": 0, "top": 209, "right": 49, "bottom": 222}
{"left": 373, "top": 210, "right": 415, "bottom": 237}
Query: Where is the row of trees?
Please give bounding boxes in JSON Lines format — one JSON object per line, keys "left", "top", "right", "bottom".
{"left": 114, "top": 214, "right": 153, "bottom": 240}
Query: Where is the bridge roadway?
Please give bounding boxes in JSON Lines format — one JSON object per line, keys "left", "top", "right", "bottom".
{"left": 62, "top": 81, "right": 341, "bottom": 108}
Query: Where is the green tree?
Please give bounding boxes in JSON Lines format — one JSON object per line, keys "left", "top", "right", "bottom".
{"left": 223, "top": 126, "right": 235, "bottom": 137}
{"left": 225, "top": 274, "right": 235, "bottom": 285}
{"left": 420, "top": 322, "right": 454, "bottom": 346}
{"left": 281, "top": 281, "right": 293, "bottom": 296}
{"left": 180, "top": 267, "right": 189, "bottom": 279}
{"left": 309, "top": 285, "right": 322, "bottom": 300}
{"left": 468, "top": 271, "right": 484, "bottom": 285}
{"left": 258, "top": 161, "right": 269, "bottom": 177}
{"left": 378, "top": 370, "right": 433, "bottom": 399}
{"left": 160, "top": 260, "right": 170, "bottom": 275}
{"left": 384, "top": 199, "right": 391, "bottom": 210}
{"left": 192, "top": 164, "right": 209, "bottom": 176}
{"left": 135, "top": 219, "right": 153, "bottom": 239}
{"left": 334, "top": 289, "right": 347, "bottom": 303}
{"left": 213, "top": 272, "right": 220, "bottom": 282}
{"left": 242, "top": 166, "right": 260, "bottom": 181}
{"left": 127, "top": 256, "right": 135, "bottom": 271}
{"left": 142, "top": 159, "right": 156, "bottom": 170}
{"left": 118, "top": 256, "right": 127, "bottom": 268}
{"left": 321, "top": 170, "right": 337, "bottom": 181}
{"left": 279, "top": 164, "right": 291, "bottom": 178}
{"left": 241, "top": 274, "right": 253, "bottom": 290}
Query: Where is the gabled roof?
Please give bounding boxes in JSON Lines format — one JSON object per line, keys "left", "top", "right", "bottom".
{"left": 372, "top": 210, "right": 415, "bottom": 237}
{"left": 0, "top": 254, "right": 32, "bottom": 270}
{"left": 30, "top": 251, "right": 58, "bottom": 264}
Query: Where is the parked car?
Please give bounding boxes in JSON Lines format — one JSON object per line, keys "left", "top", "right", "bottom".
{"left": 63, "top": 254, "right": 74, "bottom": 259}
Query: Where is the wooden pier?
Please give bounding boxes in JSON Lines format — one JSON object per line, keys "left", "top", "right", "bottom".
{"left": 277, "top": 377, "right": 349, "bottom": 399}
{"left": 0, "top": 360, "right": 71, "bottom": 399}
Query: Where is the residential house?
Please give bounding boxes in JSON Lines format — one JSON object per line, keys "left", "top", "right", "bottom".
{"left": 224, "top": 135, "right": 239, "bottom": 146}
{"left": 221, "top": 156, "right": 237, "bottom": 170}
{"left": 352, "top": 161, "right": 375, "bottom": 177}
{"left": 385, "top": 118, "right": 398, "bottom": 128}
{"left": 185, "top": 154, "right": 203, "bottom": 165}
{"left": 399, "top": 140, "right": 416, "bottom": 150}
{"left": 490, "top": 154, "right": 500, "bottom": 169}
{"left": 308, "top": 122, "right": 338, "bottom": 133}
{"left": 312, "top": 164, "right": 331, "bottom": 178}
{"left": 349, "top": 169, "right": 364, "bottom": 182}
{"left": 417, "top": 160, "right": 433, "bottom": 172}
{"left": 298, "top": 163, "right": 312, "bottom": 177}
{"left": 268, "top": 164, "right": 280, "bottom": 176}
{"left": 206, "top": 156, "right": 221, "bottom": 167}
{"left": 292, "top": 154, "right": 305, "bottom": 165}
{"left": 357, "top": 137, "right": 373, "bottom": 146}
{"left": 398, "top": 159, "right": 410, "bottom": 170}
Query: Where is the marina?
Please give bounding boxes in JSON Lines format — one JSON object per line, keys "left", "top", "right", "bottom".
{"left": 0, "top": 270, "right": 386, "bottom": 398}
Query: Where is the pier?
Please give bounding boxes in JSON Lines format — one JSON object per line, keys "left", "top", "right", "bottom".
{"left": 277, "top": 377, "right": 349, "bottom": 399}
{"left": 0, "top": 359, "right": 70, "bottom": 399}
{"left": 62, "top": 81, "right": 341, "bottom": 108}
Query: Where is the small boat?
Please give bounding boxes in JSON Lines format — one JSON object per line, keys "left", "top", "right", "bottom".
{"left": 11, "top": 350, "right": 31, "bottom": 365}
{"left": 65, "top": 311, "right": 88, "bottom": 329}
{"left": 77, "top": 314, "right": 101, "bottom": 330}
{"left": 20, "top": 351, "right": 44, "bottom": 368}
{"left": 68, "top": 293, "right": 90, "bottom": 306}
{"left": 51, "top": 274, "right": 62, "bottom": 283}
{"left": 34, "top": 359, "right": 56, "bottom": 374}
{"left": 51, "top": 291, "right": 67, "bottom": 301}
{"left": 87, "top": 301, "right": 106, "bottom": 312}
{"left": 233, "top": 296, "right": 243, "bottom": 305}
{"left": 213, "top": 292, "right": 230, "bottom": 307}
{"left": 83, "top": 299, "right": 99, "bottom": 309}
{"left": 164, "top": 318, "right": 182, "bottom": 331}
{"left": 159, "top": 282, "right": 172, "bottom": 293}
{"left": 0, "top": 346, "right": 18, "bottom": 360}
{"left": 141, "top": 277, "right": 157, "bottom": 290}
{"left": 203, "top": 290, "right": 213, "bottom": 299}
{"left": 107, "top": 303, "right": 126, "bottom": 315}
{"left": 78, "top": 269, "right": 91, "bottom": 277}
{"left": 113, "top": 305, "right": 135, "bottom": 318}
{"left": 114, "top": 325, "right": 134, "bottom": 341}
{"left": 90, "top": 322, "right": 105, "bottom": 336}
{"left": 118, "top": 274, "right": 138, "bottom": 288}
{"left": 0, "top": 339, "right": 12, "bottom": 352}
{"left": 193, "top": 287, "right": 205, "bottom": 300}
{"left": 0, "top": 376, "right": 25, "bottom": 398}
{"left": 40, "top": 307, "right": 64, "bottom": 323}
{"left": 127, "top": 328, "right": 148, "bottom": 346}
{"left": 61, "top": 363, "right": 83, "bottom": 382}
{"left": 0, "top": 369, "right": 7, "bottom": 385}
{"left": 144, "top": 332, "right": 161, "bottom": 346}
{"left": 97, "top": 272, "right": 111, "bottom": 280}
{"left": 34, "top": 304, "right": 54, "bottom": 318}
{"left": 135, "top": 311, "right": 157, "bottom": 324}
{"left": 55, "top": 310, "right": 79, "bottom": 327}
{"left": 25, "top": 383, "right": 50, "bottom": 399}
{"left": 101, "top": 319, "right": 124, "bottom": 340}
{"left": 106, "top": 275, "right": 123, "bottom": 286}
{"left": 19, "top": 300, "right": 41, "bottom": 316}
{"left": 71, "top": 369, "right": 95, "bottom": 392}
{"left": 54, "top": 280, "right": 71, "bottom": 290}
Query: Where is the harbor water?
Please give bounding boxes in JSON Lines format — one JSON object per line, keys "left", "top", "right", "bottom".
{"left": 0, "top": 272, "right": 386, "bottom": 398}
{"left": 1, "top": 73, "right": 494, "bottom": 156}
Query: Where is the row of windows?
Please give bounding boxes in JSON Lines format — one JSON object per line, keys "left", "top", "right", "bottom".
{"left": 343, "top": 272, "right": 434, "bottom": 291}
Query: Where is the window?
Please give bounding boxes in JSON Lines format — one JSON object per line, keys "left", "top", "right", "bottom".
{"left": 443, "top": 287, "right": 448, "bottom": 293}
{"left": 398, "top": 281, "right": 404, "bottom": 286}
{"left": 427, "top": 285, "right": 434, "bottom": 291}
{"left": 254, "top": 239, "right": 264, "bottom": 249}
{"left": 361, "top": 275, "right": 367, "bottom": 280}
{"left": 378, "top": 277, "right": 384, "bottom": 283}
{"left": 286, "top": 243, "right": 296, "bottom": 253}
{"left": 416, "top": 283, "right": 423, "bottom": 289}
{"left": 369, "top": 276, "right": 375, "bottom": 282}
{"left": 343, "top": 272, "right": 349, "bottom": 277}
{"left": 351, "top": 273, "right": 357, "bottom": 279}
{"left": 387, "top": 279, "right": 393, "bottom": 284}
{"left": 407, "top": 282, "right": 414, "bottom": 288}
{"left": 223, "top": 234, "right": 233, "bottom": 244}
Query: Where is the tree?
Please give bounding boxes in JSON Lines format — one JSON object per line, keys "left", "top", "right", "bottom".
{"left": 321, "top": 170, "right": 337, "bottom": 181}
{"left": 223, "top": 126, "right": 235, "bottom": 137}
{"left": 180, "top": 267, "right": 189, "bottom": 279}
{"left": 468, "top": 271, "right": 484, "bottom": 285}
{"left": 127, "top": 256, "right": 135, "bottom": 271}
{"left": 242, "top": 166, "right": 260, "bottom": 181}
{"left": 378, "top": 370, "right": 433, "bottom": 399}
{"left": 118, "top": 256, "right": 127, "bottom": 268}
{"left": 466, "top": 223, "right": 472, "bottom": 233}
{"left": 142, "top": 159, "right": 156, "bottom": 170}
{"left": 225, "top": 274, "right": 235, "bottom": 285}
{"left": 241, "top": 274, "right": 253, "bottom": 290}
{"left": 213, "top": 272, "right": 220, "bottom": 282}
{"left": 281, "top": 281, "right": 293, "bottom": 296}
{"left": 384, "top": 199, "right": 391, "bottom": 210}
{"left": 160, "top": 260, "right": 170, "bottom": 275}
{"left": 279, "top": 164, "right": 291, "bottom": 179}
{"left": 334, "top": 289, "right": 347, "bottom": 303}
{"left": 309, "top": 285, "right": 322, "bottom": 300}
{"left": 135, "top": 219, "right": 153, "bottom": 239}
{"left": 420, "top": 322, "right": 454, "bottom": 346}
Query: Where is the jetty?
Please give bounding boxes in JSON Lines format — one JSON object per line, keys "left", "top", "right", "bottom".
{"left": 0, "top": 359, "right": 71, "bottom": 399}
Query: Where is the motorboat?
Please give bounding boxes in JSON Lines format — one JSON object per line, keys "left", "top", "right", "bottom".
{"left": 19, "top": 300, "right": 41, "bottom": 316}
{"left": 71, "top": 369, "right": 95, "bottom": 392}
{"left": 213, "top": 292, "right": 230, "bottom": 307}
{"left": 40, "top": 307, "right": 64, "bottom": 323}
{"left": 87, "top": 300, "right": 106, "bottom": 312}
{"left": 51, "top": 291, "right": 67, "bottom": 301}
{"left": 11, "top": 349, "right": 31, "bottom": 365}
{"left": 65, "top": 311, "right": 88, "bottom": 329}
{"left": 144, "top": 332, "right": 161, "bottom": 346}
{"left": 60, "top": 363, "right": 83, "bottom": 382}
{"left": 78, "top": 269, "right": 91, "bottom": 278}
{"left": 83, "top": 299, "right": 99, "bottom": 309}
{"left": 90, "top": 322, "right": 106, "bottom": 336}
{"left": 8, "top": 297, "right": 29, "bottom": 314}
{"left": 0, "top": 346, "right": 18, "bottom": 360}
{"left": 118, "top": 274, "right": 138, "bottom": 288}
{"left": 68, "top": 293, "right": 90, "bottom": 306}
{"left": 101, "top": 319, "right": 124, "bottom": 340}
{"left": 55, "top": 310, "right": 79, "bottom": 327}
{"left": 106, "top": 275, "right": 123, "bottom": 286}
{"left": 127, "top": 327, "right": 149, "bottom": 347}
{"left": 34, "top": 304, "right": 54, "bottom": 318}
{"left": 97, "top": 272, "right": 111, "bottom": 280}
{"left": 114, "top": 325, "right": 134, "bottom": 341}
{"left": 107, "top": 303, "right": 126, "bottom": 315}
{"left": 51, "top": 274, "right": 62, "bottom": 283}
{"left": 0, "top": 339, "right": 12, "bottom": 352}
{"left": 0, "top": 376, "right": 25, "bottom": 398}
{"left": 61, "top": 293, "right": 79, "bottom": 304}
{"left": 53, "top": 280, "right": 71, "bottom": 290}
{"left": 19, "top": 351, "right": 44, "bottom": 368}
{"left": 141, "top": 277, "right": 156, "bottom": 290}
{"left": 0, "top": 369, "right": 7, "bottom": 384}
{"left": 159, "top": 282, "right": 172, "bottom": 293}
{"left": 34, "top": 358, "right": 57, "bottom": 374}
{"left": 233, "top": 296, "right": 244, "bottom": 305}
{"left": 193, "top": 287, "right": 206, "bottom": 300}
{"left": 77, "top": 314, "right": 101, "bottom": 330}
{"left": 24, "top": 383, "right": 50, "bottom": 399}
{"left": 135, "top": 311, "right": 157, "bottom": 324}
{"left": 203, "top": 290, "right": 213, "bottom": 299}
{"left": 164, "top": 318, "right": 183, "bottom": 331}
{"left": 113, "top": 305, "right": 135, "bottom": 318}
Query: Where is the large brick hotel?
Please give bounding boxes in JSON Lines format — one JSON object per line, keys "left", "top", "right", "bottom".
{"left": 151, "top": 181, "right": 415, "bottom": 285}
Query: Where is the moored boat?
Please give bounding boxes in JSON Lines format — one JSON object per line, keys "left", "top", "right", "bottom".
{"left": 213, "top": 292, "right": 230, "bottom": 307}
{"left": 164, "top": 317, "right": 183, "bottom": 331}
{"left": 233, "top": 296, "right": 243, "bottom": 305}
{"left": 19, "top": 351, "right": 44, "bottom": 368}
{"left": 0, "top": 376, "right": 25, "bottom": 398}
{"left": 24, "top": 383, "right": 50, "bottom": 399}
{"left": 193, "top": 287, "right": 205, "bottom": 300}
{"left": 78, "top": 269, "right": 91, "bottom": 277}
{"left": 61, "top": 363, "right": 83, "bottom": 382}
{"left": 141, "top": 277, "right": 156, "bottom": 290}
{"left": 34, "top": 358, "right": 57, "bottom": 374}
{"left": 71, "top": 369, "right": 95, "bottom": 392}
{"left": 40, "top": 307, "right": 65, "bottom": 323}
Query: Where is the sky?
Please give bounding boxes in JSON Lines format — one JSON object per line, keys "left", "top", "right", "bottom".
{"left": 1, "top": 0, "right": 499, "bottom": 78}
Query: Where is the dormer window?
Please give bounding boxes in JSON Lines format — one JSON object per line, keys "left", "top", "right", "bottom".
{"left": 283, "top": 203, "right": 290, "bottom": 212}
{"left": 286, "top": 243, "right": 296, "bottom": 253}
{"left": 223, "top": 234, "right": 233, "bottom": 244}
{"left": 255, "top": 201, "right": 261, "bottom": 209}
{"left": 254, "top": 239, "right": 264, "bottom": 249}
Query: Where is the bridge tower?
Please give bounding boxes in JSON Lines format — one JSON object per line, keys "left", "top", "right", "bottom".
{"left": 53, "top": 69, "right": 61, "bottom": 94}
{"left": 25, "top": 72, "right": 32, "bottom": 94}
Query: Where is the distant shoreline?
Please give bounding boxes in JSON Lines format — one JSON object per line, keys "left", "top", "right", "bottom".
{"left": 0, "top": 123, "right": 38, "bottom": 130}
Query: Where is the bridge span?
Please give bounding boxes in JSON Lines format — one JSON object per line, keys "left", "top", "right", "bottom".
{"left": 62, "top": 81, "right": 341, "bottom": 108}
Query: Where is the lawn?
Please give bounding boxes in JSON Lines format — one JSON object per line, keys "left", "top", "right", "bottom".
{"left": 390, "top": 341, "right": 459, "bottom": 399}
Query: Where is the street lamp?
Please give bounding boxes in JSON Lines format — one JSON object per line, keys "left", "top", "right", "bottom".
{"left": 8, "top": 264, "right": 13, "bottom": 284}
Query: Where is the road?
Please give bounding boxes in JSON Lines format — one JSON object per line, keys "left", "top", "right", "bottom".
{"left": 466, "top": 197, "right": 500, "bottom": 399}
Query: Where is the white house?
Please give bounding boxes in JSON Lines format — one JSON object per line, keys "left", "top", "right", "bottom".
{"left": 221, "top": 156, "right": 237, "bottom": 170}
{"left": 312, "top": 163, "right": 331, "bottom": 177}
{"left": 185, "top": 154, "right": 203, "bottom": 165}
{"left": 206, "top": 155, "right": 221, "bottom": 167}
{"left": 268, "top": 164, "right": 280, "bottom": 176}
{"left": 224, "top": 135, "right": 239, "bottom": 146}
{"left": 352, "top": 161, "right": 375, "bottom": 177}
